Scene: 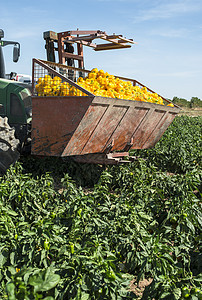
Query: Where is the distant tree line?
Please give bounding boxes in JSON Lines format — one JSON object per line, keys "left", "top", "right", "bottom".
{"left": 170, "top": 97, "right": 202, "bottom": 108}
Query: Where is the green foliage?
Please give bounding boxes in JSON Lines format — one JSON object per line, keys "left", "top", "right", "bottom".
{"left": 0, "top": 116, "right": 201, "bottom": 299}
{"left": 190, "top": 97, "right": 202, "bottom": 108}
{"left": 172, "top": 97, "right": 190, "bottom": 108}
{"left": 20, "top": 156, "right": 104, "bottom": 187}
{"left": 132, "top": 116, "right": 202, "bottom": 174}
{"left": 171, "top": 96, "right": 202, "bottom": 109}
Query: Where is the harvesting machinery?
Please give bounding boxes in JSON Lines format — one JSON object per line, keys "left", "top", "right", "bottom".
{"left": 0, "top": 29, "right": 180, "bottom": 174}
{"left": 0, "top": 29, "right": 32, "bottom": 173}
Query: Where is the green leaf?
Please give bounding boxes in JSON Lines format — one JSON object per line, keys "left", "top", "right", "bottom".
{"left": 10, "top": 252, "right": 15, "bottom": 265}
{"left": 194, "top": 274, "right": 202, "bottom": 282}
{"left": 28, "top": 269, "right": 60, "bottom": 292}
{"left": 161, "top": 253, "right": 175, "bottom": 264}
{"left": 2, "top": 208, "right": 18, "bottom": 216}
{"left": 161, "top": 292, "right": 172, "bottom": 299}
{"left": 190, "top": 296, "right": 199, "bottom": 300}
{"left": 0, "top": 251, "right": 7, "bottom": 267}
{"left": 6, "top": 282, "right": 16, "bottom": 300}
{"left": 24, "top": 268, "right": 35, "bottom": 284}
{"left": 81, "top": 292, "right": 90, "bottom": 300}
{"left": 173, "top": 288, "right": 181, "bottom": 299}
{"left": 186, "top": 219, "right": 195, "bottom": 234}
{"left": 8, "top": 266, "right": 16, "bottom": 275}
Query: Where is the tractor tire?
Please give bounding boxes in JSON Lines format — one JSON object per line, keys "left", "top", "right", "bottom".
{"left": 0, "top": 117, "right": 20, "bottom": 175}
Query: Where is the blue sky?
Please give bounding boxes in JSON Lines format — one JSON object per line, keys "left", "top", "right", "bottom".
{"left": 1, "top": 0, "right": 202, "bottom": 100}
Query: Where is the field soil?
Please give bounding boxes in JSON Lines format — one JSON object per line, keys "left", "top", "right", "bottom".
{"left": 179, "top": 107, "right": 202, "bottom": 117}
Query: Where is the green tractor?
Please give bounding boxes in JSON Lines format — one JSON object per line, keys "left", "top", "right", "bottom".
{"left": 0, "top": 29, "right": 32, "bottom": 173}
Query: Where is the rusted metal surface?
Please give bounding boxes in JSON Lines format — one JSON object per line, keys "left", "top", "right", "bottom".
{"left": 43, "top": 30, "right": 136, "bottom": 68}
{"left": 31, "top": 95, "right": 180, "bottom": 158}
{"left": 31, "top": 96, "right": 94, "bottom": 156}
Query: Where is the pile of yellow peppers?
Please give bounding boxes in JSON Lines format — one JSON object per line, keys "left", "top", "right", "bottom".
{"left": 35, "top": 68, "right": 174, "bottom": 106}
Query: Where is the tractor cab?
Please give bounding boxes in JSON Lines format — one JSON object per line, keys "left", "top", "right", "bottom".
{"left": 0, "top": 29, "right": 31, "bottom": 149}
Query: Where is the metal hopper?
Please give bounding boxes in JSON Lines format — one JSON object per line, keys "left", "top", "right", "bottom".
{"left": 31, "top": 59, "right": 180, "bottom": 164}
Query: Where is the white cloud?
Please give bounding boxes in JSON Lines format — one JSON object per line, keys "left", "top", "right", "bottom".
{"left": 133, "top": 0, "right": 202, "bottom": 22}
{"left": 148, "top": 28, "right": 190, "bottom": 38}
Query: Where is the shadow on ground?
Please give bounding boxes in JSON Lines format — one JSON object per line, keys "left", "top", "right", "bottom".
{"left": 19, "top": 155, "right": 106, "bottom": 187}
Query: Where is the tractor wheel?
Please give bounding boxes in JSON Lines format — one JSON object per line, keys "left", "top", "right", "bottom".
{"left": 0, "top": 117, "right": 20, "bottom": 175}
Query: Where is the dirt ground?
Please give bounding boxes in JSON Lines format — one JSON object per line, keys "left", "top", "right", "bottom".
{"left": 129, "top": 278, "right": 153, "bottom": 298}
{"left": 178, "top": 107, "right": 202, "bottom": 117}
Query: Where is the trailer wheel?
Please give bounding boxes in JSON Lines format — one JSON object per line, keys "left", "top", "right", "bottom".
{"left": 0, "top": 117, "right": 20, "bottom": 175}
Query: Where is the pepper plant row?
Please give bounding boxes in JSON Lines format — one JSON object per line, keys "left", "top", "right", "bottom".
{"left": 0, "top": 116, "right": 201, "bottom": 300}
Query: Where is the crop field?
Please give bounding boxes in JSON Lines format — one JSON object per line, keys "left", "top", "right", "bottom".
{"left": 0, "top": 115, "right": 201, "bottom": 300}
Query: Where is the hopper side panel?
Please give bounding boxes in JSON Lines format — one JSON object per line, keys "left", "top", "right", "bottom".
{"left": 142, "top": 112, "right": 178, "bottom": 148}
{"left": 109, "top": 107, "right": 150, "bottom": 151}
{"left": 62, "top": 103, "right": 108, "bottom": 156}
{"left": 81, "top": 105, "right": 128, "bottom": 154}
{"left": 131, "top": 108, "right": 166, "bottom": 149}
{"left": 31, "top": 96, "right": 93, "bottom": 156}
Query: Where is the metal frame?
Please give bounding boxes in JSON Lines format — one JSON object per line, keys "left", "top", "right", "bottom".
{"left": 43, "top": 30, "right": 136, "bottom": 69}
{"left": 32, "top": 58, "right": 94, "bottom": 97}
{"left": 33, "top": 59, "right": 180, "bottom": 108}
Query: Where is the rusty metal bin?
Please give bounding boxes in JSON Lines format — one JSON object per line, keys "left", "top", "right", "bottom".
{"left": 31, "top": 59, "right": 180, "bottom": 164}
